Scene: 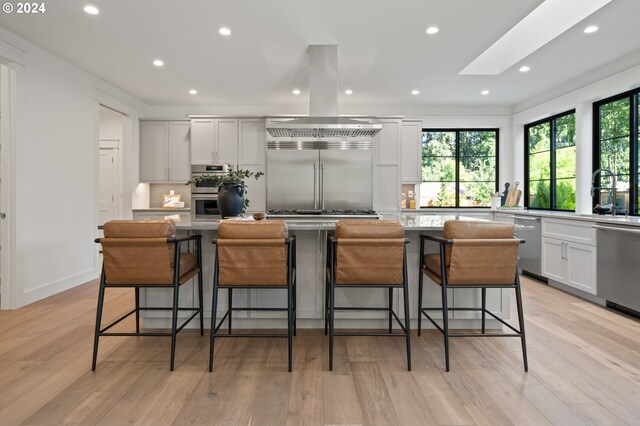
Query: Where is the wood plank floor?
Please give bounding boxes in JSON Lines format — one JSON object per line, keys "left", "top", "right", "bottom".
{"left": 1, "top": 276, "right": 639, "bottom": 425}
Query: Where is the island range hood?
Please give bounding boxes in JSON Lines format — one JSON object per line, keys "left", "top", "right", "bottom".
{"left": 266, "top": 45, "right": 382, "bottom": 140}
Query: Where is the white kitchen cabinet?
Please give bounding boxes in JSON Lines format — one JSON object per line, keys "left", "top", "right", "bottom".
{"left": 238, "top": 118, "right": 266, "bottom": 213}
{"left": 167, "top": 122, "right": 191, "bottom": 182}
{"left": 140, "top": 120, "right": 190, "bottom": 183}
{"left": 190, "top": 118, "right": 238, "bottom": 165}
{"left": 374, "top": 119, "right": 402, "bottom": 213}
{"left": 541, "top": 218, "right": 597, "bottom": 294}
{"left": 401, "top": 120, "right": 422, "bottom": 183}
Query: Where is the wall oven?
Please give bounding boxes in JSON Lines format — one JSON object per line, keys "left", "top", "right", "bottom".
{"left": 190, "top": 164, "right": 229, "bottom": 220}
{"left": 190, "top": 164, "right": 230, "bottom": 194}
{"left": 192, "top": 193, "right": 221, "bottom": 221}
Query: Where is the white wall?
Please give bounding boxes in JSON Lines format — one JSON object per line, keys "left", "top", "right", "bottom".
{"left": 0, "top": 26, "right": 147, "bottom": 308}
{"left": 99, "top": 106, "right": 124, "bottom": 141}
{"left": 511, "top": 63, "right": 640, "bottom": 213}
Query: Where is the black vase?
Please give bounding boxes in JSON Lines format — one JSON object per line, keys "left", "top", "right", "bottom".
{"left": 217, "top": 183, "right": 245, "bottom": 218}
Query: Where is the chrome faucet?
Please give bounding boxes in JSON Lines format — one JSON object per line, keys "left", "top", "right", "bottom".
{"left": 591, "top": 168, "right": 617, "bottom": 216}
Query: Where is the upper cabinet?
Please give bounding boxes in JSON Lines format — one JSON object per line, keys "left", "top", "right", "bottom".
{"left": 373, "top": 118, "right": 402, "bottom": 212}
{"left": 190, "top": 118, "right": 238, "bottom": 165}
{"left": 238, "top": 118, "right": 266, "bottom": 212}
{"left": 401, "top": 120, "right": 422, "bottom": 183}
{"left": 140, "top": 120, "right": 190, "bottom": 183}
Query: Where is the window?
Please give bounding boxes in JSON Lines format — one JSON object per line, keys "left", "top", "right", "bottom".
{"left": 420, "top": 129, "right": 498, "bottom": 208}
{"left": 525, "top": 111, "right": 576, "bottom": 211}
{"left": 594, "top": 89, "right": 639, "bottom": 215}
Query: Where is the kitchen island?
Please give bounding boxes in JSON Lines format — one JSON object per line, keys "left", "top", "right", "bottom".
{"left": 140, "top": 214, "right": 510, "bottom": 330}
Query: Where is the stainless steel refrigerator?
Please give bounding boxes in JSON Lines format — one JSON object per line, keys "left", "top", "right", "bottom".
{"left": 267, "top": 143, "right": 373, "bottom": 210}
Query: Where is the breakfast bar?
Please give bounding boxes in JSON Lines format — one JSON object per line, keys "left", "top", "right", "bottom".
{"left": 139, "top": 214, "right": 509, "bottom": 330}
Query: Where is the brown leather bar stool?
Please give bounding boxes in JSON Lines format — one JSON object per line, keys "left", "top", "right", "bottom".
{"left": 418, "top": 220, "right": 527, "bottom": 372}
{"left": 93, "top": 220, "right": 203, "bottom": 371}
{"left": 326, "top": 220, "right": 411, "bottom": 371}
{"left": 209, "top": 220, "right": 296, "bottom": 372}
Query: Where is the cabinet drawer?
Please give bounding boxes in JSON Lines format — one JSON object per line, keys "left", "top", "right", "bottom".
{"left": 541, "top": 218, "right": 595, "bottom": 246}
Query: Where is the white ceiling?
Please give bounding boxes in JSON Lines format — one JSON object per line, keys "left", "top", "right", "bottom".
{"left": 1, "top": 0, "right": 639, "bottom": 109}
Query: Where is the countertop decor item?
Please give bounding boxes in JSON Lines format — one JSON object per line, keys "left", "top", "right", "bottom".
{"left": 253, "top": 212, "right": 266, "bottom": 221}
{"left": 186, "top": 166, "right": 264, "bottom": 217}
{"left": 162, "top": 194, "right": 183, "bottom": 208}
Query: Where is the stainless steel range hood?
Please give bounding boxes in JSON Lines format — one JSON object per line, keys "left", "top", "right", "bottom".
{"left": 266, "top": 45, "right": 382, "bottom": 139}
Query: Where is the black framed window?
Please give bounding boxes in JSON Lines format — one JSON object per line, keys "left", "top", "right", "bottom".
{"left": 525, "top": 110, "right": 576, "bottom": 211}
{"left": 593, "top": 88, "right": 639, "bottom": 215}
{"left": 420, "top": 129, "right": 498, "bottom": 208}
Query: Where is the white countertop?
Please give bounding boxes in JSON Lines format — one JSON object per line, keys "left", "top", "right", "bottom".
{"left": 493, "top": 208, "right": 640, "bottom": 226}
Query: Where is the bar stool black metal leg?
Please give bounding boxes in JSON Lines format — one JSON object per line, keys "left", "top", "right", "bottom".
{"left": 134, "top": 287, "right": 140, "bottom": 334}
{"left": 228, "top": 288, "right": 233, "bottom": 334}
{"left": 418, "top": 271, "right": 424, "bottom": 336}
{"left": 515, "top": 274, "right": 528, "bottom": 372}
{"left": 441, "top": 283, "right": 450, "bottom": 372}
{"left": 198, "top": 271, "right": 204, "bottom": 336}
{"left": 329, "top": 279, "right": 335, "bottom": 371}
{"left": 388, "top": 287, "right": 393, "bottom": 333}
{"left": 91, "top": 271, "right": 106, "bottom": 371}
{"left": 170, "top": 280, "right": 180, "bottom": 371}
{"left": 288, "top": 280, "right": 293, "bottom": 372}
{"left": 293, "top": 279, "right": 297, "bottom": 337}
{"left": 324, "top": 275, "right": 329, "bottom": 336}
{"left": 481, "top": 287, "right": 486, "bottom": 335}
{"left": 403, "top": 280, "right": 412, "bottom": 371}
{"left": 209, "top": 275, "right": 219, "bottom": 372}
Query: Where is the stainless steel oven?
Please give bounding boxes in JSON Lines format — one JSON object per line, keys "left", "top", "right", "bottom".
{"left": 190, "top": 164, "right": 230, "bottom": 194}
{"left": 192, "top": 193, "right": 221, "bottom": 221}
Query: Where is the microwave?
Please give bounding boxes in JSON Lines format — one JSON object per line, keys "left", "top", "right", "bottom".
{"left": 191, "top": 194, "right": 220, "bottom": 221}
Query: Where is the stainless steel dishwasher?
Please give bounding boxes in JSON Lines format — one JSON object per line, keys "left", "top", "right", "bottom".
{"left": 594, "top": 223, "right": 640, "bottom": 315}
{"left": 514, "top": 215, "right": 542, "bottom": 278}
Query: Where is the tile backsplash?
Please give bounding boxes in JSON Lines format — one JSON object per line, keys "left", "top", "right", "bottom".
{"left": 149, "top": 184, "right": 191, "bottom": 207}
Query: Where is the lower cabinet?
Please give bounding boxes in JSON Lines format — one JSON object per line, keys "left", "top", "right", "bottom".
{"left": 541, "top": 236, "right": 597, "bottom": 294}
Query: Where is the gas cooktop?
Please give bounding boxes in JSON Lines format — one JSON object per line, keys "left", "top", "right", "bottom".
{"left": 267, "top": 208, "right": 380, "bottom": 219}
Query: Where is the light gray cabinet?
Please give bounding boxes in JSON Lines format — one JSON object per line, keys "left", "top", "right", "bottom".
{"left": 238, "top": 118, "right": 266, "bottom": 212}
{"left": 401, "top": 120, "right": 422, "bottom": 183}
{"left": 140, "top": 120, "right": 190, "bottom": 183}
{"left": 190, "top": 118, "right": 238, "bottom": 166}
{"left": 373, "top": 118, "right": 402, "bottom": 212}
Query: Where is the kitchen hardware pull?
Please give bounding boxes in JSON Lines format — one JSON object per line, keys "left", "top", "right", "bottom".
{"left": 320, "top": 162, "right": 325, "bottom": 210}
{"left": 592, "top": 224, "right": 640, "bottom": 235}
{"left": 313, "top": 162, "right": 318, "bottom": 209}
{"left": 562, "top": 242, "right": 567, "bottom": 260}
{"left": 514, "top": 216, "right": 541, "bottom": 221}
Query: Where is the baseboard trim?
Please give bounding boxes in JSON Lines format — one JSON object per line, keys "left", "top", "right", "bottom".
{"left": 20, "top": 269, "right": 99, "bottom": 307}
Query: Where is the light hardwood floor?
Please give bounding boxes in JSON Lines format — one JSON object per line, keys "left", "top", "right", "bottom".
{"left": 0, "top": 276, "right": 639, "bottom": 425}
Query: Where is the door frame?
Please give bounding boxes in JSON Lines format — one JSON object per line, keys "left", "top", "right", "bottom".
{"left": 0, "top": 63, "right": 17, "bottom": 309}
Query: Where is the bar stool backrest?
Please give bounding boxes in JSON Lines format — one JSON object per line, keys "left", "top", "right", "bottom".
{"left": 217, "top": 220, "right": 288, "bottom": 286}
{"left": 334, "top": 220, "right": 405, "bottom": 285}
{"left": 100, "top": 220, "right": 177, "bottom": 285}
{"left": 443, "top": 220, "right": 519, "bottom": 285}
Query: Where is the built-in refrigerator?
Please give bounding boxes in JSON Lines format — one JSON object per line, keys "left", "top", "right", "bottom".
{"left": 267, "top": 144, "right": 373, "bottom": 210}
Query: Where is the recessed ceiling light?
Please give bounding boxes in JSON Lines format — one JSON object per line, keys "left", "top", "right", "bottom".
{"left": 152, "top": 59, "right": 164, "bottom": 67}
{"left": 584, "top": 25, "right": 599, "bottom": 33}
{"left": 519, "top": 65, "right": 531, "bottom": 72}
{"left": 84, "top": 5, "right": 99, "bottom": 15}
{"left": 189, "top": 89, "right": 198, "bottom": 95}
{"left": 345, "top": 89, "right": 353, "bottom": 95}
{"left": 219, "top": 27, "right": 231, "bottom": 36}
{"left": 411, "top": 90, "right": 420, "bottom": 95}
{"left": 426, "top": 26, "right": 439, "bottom": 35}
{"left": 481, "top": 89, "right": 490, "bottom": 95}
{"left": 292, "top": 89, "right": 301, "bottom": 95}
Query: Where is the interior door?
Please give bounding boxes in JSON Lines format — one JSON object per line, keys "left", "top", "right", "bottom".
{"left": 320, "top": 149, "right": 373, "bottom": 210}
{"left": 267, "top": 150, "right": 318, "bottom": 210}
{"left": 99, "top": 148, "right": 119, "bottom": 225}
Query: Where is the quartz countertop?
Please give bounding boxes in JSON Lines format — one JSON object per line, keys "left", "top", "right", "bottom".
{"left": 132, "top": 208, "right": 191, "bottom": 212}
{"left": 492, "top": 208, "right": 640, "bottom": 226}
{"left": 169, "top": 214, "right": 482, "bottom": 231}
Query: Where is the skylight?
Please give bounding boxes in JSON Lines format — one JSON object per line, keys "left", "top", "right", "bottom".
{"left": 459, "top": 0, "right": 611, "bottom": 75}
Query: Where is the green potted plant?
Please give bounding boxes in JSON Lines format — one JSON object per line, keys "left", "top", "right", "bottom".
{"left": 186, "top": 166, "right": 264, "bottom": 217}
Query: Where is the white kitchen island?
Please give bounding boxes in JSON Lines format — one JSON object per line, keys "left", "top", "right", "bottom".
{"left": 139, "top": 214, "right": 510, "bottom": 330}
